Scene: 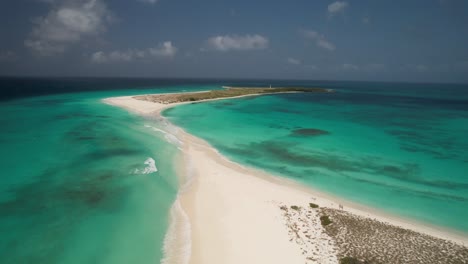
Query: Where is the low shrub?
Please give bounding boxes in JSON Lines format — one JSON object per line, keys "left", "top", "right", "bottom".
{"left": 309, "top": 203, "right": 319, "bottom": 208}
{"left": 320, "top": 215, "right": 332, "bottom": 226}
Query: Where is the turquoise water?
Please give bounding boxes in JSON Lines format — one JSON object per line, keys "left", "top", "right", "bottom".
{"left": 164, "top": 83, "right": 468, "bottom": 233}
{"left": 1, "top": 79, "right": 467, "bottom": 262}
{"left": 0, "top": 83, "right": 218, "bottom": 263}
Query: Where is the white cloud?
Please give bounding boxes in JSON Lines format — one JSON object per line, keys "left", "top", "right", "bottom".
{"left": 207, "top": 34, "right": 269, "bottom": 51}
{"left": 415, "top": 64, "right": 428, "bottom": 72}
{"left": 328, "top": 1, "right": 348, "bottom": 16}
{"left": 137, "top": 0, "right": 158, "bottom": 4}
{"left": 25, "top": 0, "right": 112, "bottom": 56}
{"left": 365, "top": 63, "right": 385, "bottom": 71}
{"left": 306, "top": 64, "right": 318, "bottom": 70}
{"left": 91, "top": 50, "right": 137, "bottom": 63}
{"left": 149, "top": 41, "right": 177, "bottom": 57}
{"left": 25, "top": 39, "right": 65, "bottom": 55}
{"left": 109, "top": 51, "right": 134, "bottom": 62}
{"left": 342, "top": 63, "right": 359, "bottom": 71}
{"left": 287, "top": 57, "right": 301, "bottom": 65}
{"left": 91, "top": 41, "right": 177, "bottom": 63}
{"left": 0, "top": 51, "right": 17, "bottom": 61}
{"left": 337, "top": 63, "right": 385, "bottom": 72}
{"left": 302, "top": 30, "right": 336, "bottom": 51}
{"left": 401, "top": 64, "right": 430, "bottom": 73}
{"left": 90, "top": 51, "right": 107, "bottom": 63}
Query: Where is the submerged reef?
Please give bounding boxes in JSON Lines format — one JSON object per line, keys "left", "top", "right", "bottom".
{"left": 291, "top": 128, "right": 330, "bottom": 137}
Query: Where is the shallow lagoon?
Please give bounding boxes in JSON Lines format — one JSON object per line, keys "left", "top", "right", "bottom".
{"left": 165, "top": 82, "right": 468, "bottom": 232}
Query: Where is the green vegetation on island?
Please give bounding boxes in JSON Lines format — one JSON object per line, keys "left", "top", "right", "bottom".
{"left": 134, "top": 86, "right": 332, "bottom": 104}
{"left": 320, "top": 215, "right": 332, "bottom": 226}
{"left": 309, "top": 203, "right": 319, "bottom": 208}
{"left": 290, "top": 205, "right": 300, "bottom": 210}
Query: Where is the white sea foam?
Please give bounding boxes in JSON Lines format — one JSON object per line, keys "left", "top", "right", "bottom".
{"left": 161, "top": 198, "right": 192, "bottom": 264}
{"left": 142, "top": 122, "right": 191, "bottom": 262}
{"left": 133, "top": 157, "right": 158, "bottom": 174}
{"left": 165, "top": 133, "right": 183, "bottom": 147}
{"left": 144, "top": 124, "right": 184, "bottom": 148}
{"left": 161, "top": 149, "right": 197, "bottom": 264}
{"left": 152, "top": 127, "right": 169, "bottom": 135}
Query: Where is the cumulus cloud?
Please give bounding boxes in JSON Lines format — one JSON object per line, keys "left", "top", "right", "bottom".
{"left": 25, "top": 0, "right": 112, "bottom": 56}
{"left": 91, "top": 41, "right": 177, "bottom": 63}
{"left": 207, "top": 34, "right": 269, "bottom": 51}
{"left": 342, "top": 63, "right": 359, "bottom": 71}
{"left": 328, "top": 1, "right": 348, "bottom": 16}
{"left": 90, "top": 51, "right": 107, "bottom": 63}
{"left": 287, "top": 57, "right": 301, "bottom": 65}
{"left": 302, "top": 30, "right": 336, "bottom": 51}
{"left": 149, "top": 41, "right": 177, "bottom": 57}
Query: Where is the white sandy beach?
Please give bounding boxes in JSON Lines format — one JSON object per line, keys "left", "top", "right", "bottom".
{"left": 104, "top": 95, "right": 468, "bottom": 264}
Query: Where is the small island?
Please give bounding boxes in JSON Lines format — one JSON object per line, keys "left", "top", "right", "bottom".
{"left": 134, "top": 86, "right": 332, "bottom": 104}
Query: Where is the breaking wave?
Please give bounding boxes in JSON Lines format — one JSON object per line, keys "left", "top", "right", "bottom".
{"left": 133, "top": 157, "right": 158, "bottom": 174}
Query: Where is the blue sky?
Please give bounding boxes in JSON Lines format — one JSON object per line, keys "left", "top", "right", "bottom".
{"left": 0, "top": 0, "right": 467, "bottom": 82}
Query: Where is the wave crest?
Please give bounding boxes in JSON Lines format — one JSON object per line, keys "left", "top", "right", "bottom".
{"left": 133, "top": 157, "right": 158, "bottom": 174}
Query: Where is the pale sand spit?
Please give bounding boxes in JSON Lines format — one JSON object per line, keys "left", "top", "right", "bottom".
{"left": 104, "top": 95, "right": 468, "bottom": 264}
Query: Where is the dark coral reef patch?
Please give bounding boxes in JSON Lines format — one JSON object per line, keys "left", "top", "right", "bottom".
{"left": 291, "top": 128, "right": 330, "bottom": 137}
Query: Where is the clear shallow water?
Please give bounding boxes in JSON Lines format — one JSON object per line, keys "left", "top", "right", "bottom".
{"left": 164, "top": 82, "right": 468, "bottom": 232}
{"left": 1, "top": 78, "right": 467, "bottom": 263}
{"left": 0, "top": 80, "right": 218, "bottom": 263}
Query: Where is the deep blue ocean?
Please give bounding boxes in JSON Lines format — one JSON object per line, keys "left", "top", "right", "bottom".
{"left": 1, "top": 77, "right": 467, "bottom": 263}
